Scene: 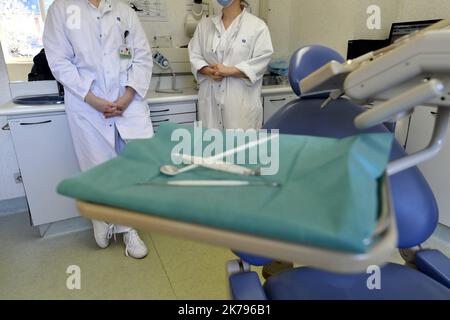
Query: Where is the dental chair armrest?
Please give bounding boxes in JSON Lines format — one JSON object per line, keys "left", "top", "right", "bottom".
{"left": 229, "top": 272, "right": 268, "bottom": 301}
{"left": 416, "top": 250, "right": 450, "bottom": 289}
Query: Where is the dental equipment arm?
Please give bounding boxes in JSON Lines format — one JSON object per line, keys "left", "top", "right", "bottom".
{"left": 300, "top": 18, "right": 450, "bottom": 175}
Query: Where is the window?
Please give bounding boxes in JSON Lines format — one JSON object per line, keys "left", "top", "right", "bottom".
{"left": 0, "top": 0, "right": 54, "bottom": 63}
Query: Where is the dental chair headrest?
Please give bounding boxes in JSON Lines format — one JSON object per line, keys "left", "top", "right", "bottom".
{"left": 289, "top": 45, "right": 345, "bottom": 97}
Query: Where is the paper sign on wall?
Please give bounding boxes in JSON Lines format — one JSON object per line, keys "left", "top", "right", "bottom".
{"left": 123, "top": 0, "right": 168, "bottom": 22}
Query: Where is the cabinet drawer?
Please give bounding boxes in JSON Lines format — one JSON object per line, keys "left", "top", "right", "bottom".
{"left": 149, "top": 102, "right": 197, "bottom": 117}
{"left": 153, "top": 122, "right": 195, "bottom": 132}
{"left": 263, "top": 94, "right": 297, "bottom": 124}
{"left": 151, "top": 112, "right": 197, "bottom": 128}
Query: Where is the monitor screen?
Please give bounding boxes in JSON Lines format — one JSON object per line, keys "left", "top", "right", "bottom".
{"left": 389, "top": 19, "right": 442, "bottom": 44}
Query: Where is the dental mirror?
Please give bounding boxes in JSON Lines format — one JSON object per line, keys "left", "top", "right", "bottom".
{"left": 160, "top": 164, "right": 198, "bottom": 176}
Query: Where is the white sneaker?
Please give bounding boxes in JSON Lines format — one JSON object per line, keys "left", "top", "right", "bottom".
{"left": 92, "top": 220, "right": 115, "bottom": 249}
{"left": 123, "top": 230, "right": 148, "bottom": 259}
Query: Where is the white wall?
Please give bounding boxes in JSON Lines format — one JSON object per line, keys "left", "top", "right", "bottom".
{"left": 288, "top": 0, "right": 450, "bottom": 57}
{"left": 288, "top": 0, "right": 400, "bottom": 56}
{"left": 266, "top": 0, "right": 292, "bottom": 59}
{"left": 138, "top": 0, "right": 260, "bottom": 49}
{"left": 396, "top": 0, "right": 450, "bottom": 21}
{"left": 138, "top": 0, "right": 196, "bottom": 49}
{"left": 6, "top": 63, "right": 33, "bottom": 82}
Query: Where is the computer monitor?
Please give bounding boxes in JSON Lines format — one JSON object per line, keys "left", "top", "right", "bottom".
{"left": 347, "top": 39, "right": 389, "bottom": 60}
{"left": 388, "top": 19, "right": 442, "bottom": 44}
{"left": 347, "top": 19, "right": 442, "bottom": 60}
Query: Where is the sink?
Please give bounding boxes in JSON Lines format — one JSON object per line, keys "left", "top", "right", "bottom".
{"left": 263, "top": 75, "right": 288, "bottom": 87}
{"left": 13, "top": 94, "right": 64, "bottom": 105}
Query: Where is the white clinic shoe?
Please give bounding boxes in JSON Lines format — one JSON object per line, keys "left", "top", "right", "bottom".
{"left": 92, "top": 220, "right": 115, "bottom": 249}
{"left": 123, "top": 230, "right": 148, "bottom": 259}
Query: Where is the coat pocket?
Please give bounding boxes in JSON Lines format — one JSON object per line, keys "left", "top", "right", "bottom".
{"left": 230, "top": 37, "right": 253, "bottom": 60}
{"left": 119, "top": 58, "right": 132, "bottom": 87}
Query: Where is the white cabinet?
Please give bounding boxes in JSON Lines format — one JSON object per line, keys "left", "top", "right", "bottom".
{"left": 8, "top": 113, "right": 80, "bottom": 226}
{"left": 4, "top": 100, "right": 197, "bottom": 227}
{"left": 149, "top": 101, "right": 197, "bottom": 130}
{"left": 263, "top": 93, "right": 297, "bottom": 124}
{"left": 404, "top": 107, "right": 450, "bottom": 227}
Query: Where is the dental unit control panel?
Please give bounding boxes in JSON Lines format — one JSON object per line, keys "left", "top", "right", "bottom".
{"left": 153, "top": 51, "right": 170, "bottom": 70}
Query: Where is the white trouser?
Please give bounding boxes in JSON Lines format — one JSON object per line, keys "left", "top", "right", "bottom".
{"left": 67, "top": 113, "right": 132, "bottom": 234}
{"left": 111, "top": 126, "right": 131, "bottom": 234}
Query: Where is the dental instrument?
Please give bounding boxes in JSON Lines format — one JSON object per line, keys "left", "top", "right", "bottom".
{"left": 160, "top": 164, "right": 198, "bottom": 176}
{"left": 137, "top": 180, "right": 281, "bottom": 187}
{"left": 161, "top": 154, "right": 261, "bottom": 177}
{"left": 160, "top": 133, "right": 278, "bottom": 176}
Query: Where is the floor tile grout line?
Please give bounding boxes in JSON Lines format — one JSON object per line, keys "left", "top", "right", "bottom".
{"left": 147, "top": 233, "right": 178, "bottom": 299}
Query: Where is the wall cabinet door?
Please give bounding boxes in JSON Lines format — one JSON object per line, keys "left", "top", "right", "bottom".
{"left": 263, "top": 94, "right": 297, "bottom": 124}
{"left": 9, "top": 114, "right": 81, "bottom": 226}
{"left": 405, "top": 107, "right": 450, "bottom": 227}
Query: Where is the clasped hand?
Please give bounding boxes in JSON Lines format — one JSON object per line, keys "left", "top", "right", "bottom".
{"left": 85, "top": 87, "right": 136, "bottom": 119}
{"left": 201, "top": 64, "right": 238, "bottom": 81}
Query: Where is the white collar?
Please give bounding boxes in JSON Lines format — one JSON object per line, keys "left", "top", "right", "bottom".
{"left": 212, "top": 7, "right": 247, "bottom": 30}
{"left": 88, "top": 0, "right": 113, "bottom": 13}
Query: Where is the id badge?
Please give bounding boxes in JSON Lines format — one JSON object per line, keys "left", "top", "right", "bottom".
{"left": 119, "top": 45, "right": 132, "bottom": 59}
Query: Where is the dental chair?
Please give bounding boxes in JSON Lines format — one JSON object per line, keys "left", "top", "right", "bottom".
{"left": 229, "top": 45, "right": 450, "bottom": 300}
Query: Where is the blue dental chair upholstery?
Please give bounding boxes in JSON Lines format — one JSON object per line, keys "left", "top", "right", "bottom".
{"left": 230, "top": 46, "right": 450, "bottom": 300}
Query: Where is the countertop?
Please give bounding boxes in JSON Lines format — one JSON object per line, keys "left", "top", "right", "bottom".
{"left": 0, "top": 85, "right": 293, "bottom": 117}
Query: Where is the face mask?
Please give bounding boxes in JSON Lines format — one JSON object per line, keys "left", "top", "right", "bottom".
{"left": 216, "top": 0, "right": 235, "bottom": 8}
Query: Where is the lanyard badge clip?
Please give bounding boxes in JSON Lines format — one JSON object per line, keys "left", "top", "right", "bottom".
{"left": 119, "top": 30, "right": 132, "bottom": 59}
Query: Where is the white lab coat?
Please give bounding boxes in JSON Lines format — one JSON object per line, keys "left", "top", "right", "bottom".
{"left": 43, "top": 0, "right": 154, "bottom": 171}
{"left": 188, "top": 8, "right": 274, "bottom": 130}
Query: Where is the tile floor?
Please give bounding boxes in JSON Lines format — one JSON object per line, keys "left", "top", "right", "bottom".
{"left": 0, "top": 212, "right": 448, "bottom": 300}
{"left": 0, "top": 212, "right": 263, "bottom": 300}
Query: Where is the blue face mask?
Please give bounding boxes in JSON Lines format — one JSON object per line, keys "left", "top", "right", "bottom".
{"left": 216, "top": 0, "right": 234, "bottom": 7}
